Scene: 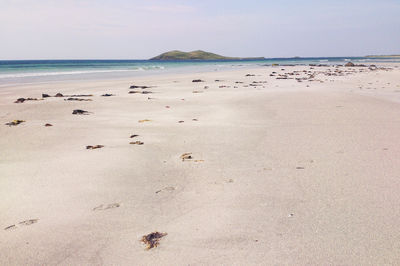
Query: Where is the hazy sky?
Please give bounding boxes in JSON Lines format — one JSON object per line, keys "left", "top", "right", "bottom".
{"left": 1, "top": 0, "right": 399, "bottom": 59}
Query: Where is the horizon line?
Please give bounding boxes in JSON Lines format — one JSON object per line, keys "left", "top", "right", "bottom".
{"left": 0, "top": 55, "right": 386, "bottom": 61}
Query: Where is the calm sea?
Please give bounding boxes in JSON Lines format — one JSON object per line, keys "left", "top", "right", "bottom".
{"left": 0, "top": 57, "right": 398, "bottom": 85}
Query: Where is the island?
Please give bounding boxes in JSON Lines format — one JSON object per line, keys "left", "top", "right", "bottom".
{"left": 150, "top": 50, "right": 265, "bottom": 60}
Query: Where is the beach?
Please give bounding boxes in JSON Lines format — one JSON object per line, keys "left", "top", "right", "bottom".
{"left": 1, "top": 64, "right": 400, "bottom": 265}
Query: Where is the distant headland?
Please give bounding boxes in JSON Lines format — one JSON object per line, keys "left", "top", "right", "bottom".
{"left": 365, "top": 55, "right": 400, "bottom": 58}
{"left": 150, "top": 50, "right": 265, "bottom": 60}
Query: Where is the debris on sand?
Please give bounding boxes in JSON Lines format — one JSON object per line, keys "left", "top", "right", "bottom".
{"left": 245, "top": 74, "right": 255, "bottom": 77}
{"left": 180, "top": 153, "right": 203, "bottom": 162}
{"left": 130, "top": 85, "right": 151, "bottom": 89}
{"left": 130, "top": 90, "right": 153, "bottom": 94}
{"left": 44, "top": 123, "right": 53, "bottom": 127}
{"left": 14, "top": 98, "right": 40, "bottom": 103}
{"left": 180, "top": 152, "right": 193, "bottom": 161}
{"left": 72, "top": 109, "right": 90, "bottom": 115}
{"left": 64, "top": 98, "right": 92, "bottom": 101}
{"left": 101, "top": 93, "right": 115, "bottom": 97}
{"left": 178, "top": 120, "right": 184, "bottom": 123}
{"left": 14, "top": 98, "right": 26, "bottom": 103}
{"left": 138, "top": 119, "right": 151, "bottom": 123}
{"left": 141, "top": 232, "right": 167, "bottom": 250}
{"left": 5, "top": 120, "right": 25, "bottom": 126}
{"left": 130, "top": 141, "right": 144, "bottom": 145}
{"left": 130, "top": 134, "right": 139, "bottom": 138}
{"left": 68, "top": 94, "right": 93, "bottom": 97}
{"left": 86, "top": 145, "right": 104, "bottom": 150}
{"left": 46, "top": 93, "right": 92, "bottom": 98}
{"left": 192, "top": 90, "right": 203, "bottom": 93}
{"left": 192, "top": 79, "right": 204, "bottom": 82}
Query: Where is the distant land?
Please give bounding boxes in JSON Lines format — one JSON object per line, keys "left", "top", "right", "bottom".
{"left": 365, "top": 55, "right": 400, "bottom": 58}
{"left": 150, "top": 50, "right": 265, "bottom": 60}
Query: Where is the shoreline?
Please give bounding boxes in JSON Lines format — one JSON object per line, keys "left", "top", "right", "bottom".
{"left": 1, "top": 64, "right": 400, "bottom": 264}
{"left": 1, "top": 57, "right": 400, "bottom": 87}
{"left": 2, "top": 63, "right": 399, "bottom": 104}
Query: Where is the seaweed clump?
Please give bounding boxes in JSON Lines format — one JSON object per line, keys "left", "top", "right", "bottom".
{"left": 72, "top": 109, "right": 90, "bottom": 115}
{"left": 130, "top": 141, "right": 144, "bottom": 145}
{"left": 86, "top": 145, "right": 104, "bottom": 150}
{"left": 5, "top": 120, "right": 25, "bottom": 126}
{"left": 180, "top": 152, "right": 193, "bottom": 161}
{"left": 141, "top": 232, "right": 167, "bottom": 249}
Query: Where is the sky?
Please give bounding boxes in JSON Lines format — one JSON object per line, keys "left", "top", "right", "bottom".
{"left": 1, "top": 0, "right": 399, "bottom": 59}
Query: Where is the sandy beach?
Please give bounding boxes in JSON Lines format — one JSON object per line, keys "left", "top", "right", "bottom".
{"left": 1, "top": 64, "right": 400, "bottom": 265}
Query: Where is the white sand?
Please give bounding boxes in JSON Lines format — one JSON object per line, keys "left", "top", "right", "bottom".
{"left": 1, "top": 65, "right": 400, "bottom": 265}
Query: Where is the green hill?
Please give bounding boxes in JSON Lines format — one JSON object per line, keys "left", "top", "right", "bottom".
{"left": 150, "top": 50, "right": 264, "bottom": 60}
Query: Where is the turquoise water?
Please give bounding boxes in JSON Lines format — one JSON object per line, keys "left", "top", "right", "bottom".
{"left": 1, "top": 57, "right": 399, "bottom": 85}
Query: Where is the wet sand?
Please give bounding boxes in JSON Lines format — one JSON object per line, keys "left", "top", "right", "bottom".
{"left": 1, "top": 65, "right": 400, "bottom": 265}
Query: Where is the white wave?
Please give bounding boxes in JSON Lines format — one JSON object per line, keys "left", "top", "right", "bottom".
{"left": 0, "top": 68, "right": 145, "bottom": 79}
{"left": 319, "top": 60, "right": 329, "bottom": 62}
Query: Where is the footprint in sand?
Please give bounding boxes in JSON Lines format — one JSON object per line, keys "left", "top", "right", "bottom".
{"left": 92, "top": 203, "right": 120, "bottom": 211}
{"left": 155, "top": 186, "right": 176, "bottom": 194}
{"left": 4, "top": 219, "right": 39, "bottom": 231}
{"left": 19, "top": 219, "right": 39, "bottom": 226}
{"left": 296, "top": 160, "right": 314, "bottom": 169}
{"left": 4, "top": 225, "right": 16, "bottom": 231}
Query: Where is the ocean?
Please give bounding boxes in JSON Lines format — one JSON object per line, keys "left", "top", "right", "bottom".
{"left": 1, "top": 57, "right": 399, "bottom": 85}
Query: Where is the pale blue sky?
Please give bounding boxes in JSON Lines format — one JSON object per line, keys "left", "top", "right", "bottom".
{"left": 1, "top": 0, "right": 399, "bottom": 59}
